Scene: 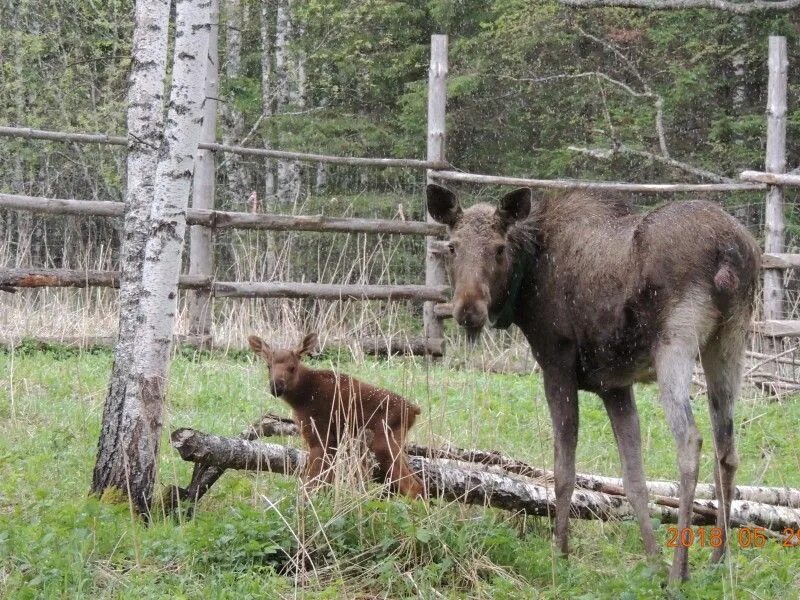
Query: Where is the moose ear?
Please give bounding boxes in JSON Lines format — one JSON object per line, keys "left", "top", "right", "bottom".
{"left": 248, "top": 335, "right": 272, "bottom": 359}
{"left": 497, "top": 188, "right": 531, "bottom": 224}
{"left": 297, "top": 333, "right": 318, "bottom": 357}
{"left": 427, "top": 184, "right": 462, "bottom": 227}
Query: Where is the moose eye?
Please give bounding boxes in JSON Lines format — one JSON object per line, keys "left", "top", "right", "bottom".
{"left": 495, "top": 244, "right": 506, "bottom": 260}
{"left": 448, "top": 242, "right": 456, "bottom": 255}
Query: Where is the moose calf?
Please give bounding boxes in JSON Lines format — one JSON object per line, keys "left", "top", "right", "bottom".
{"left": 248, "top": 333, "right": 424, "bottom": 498}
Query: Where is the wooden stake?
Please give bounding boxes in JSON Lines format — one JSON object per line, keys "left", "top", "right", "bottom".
{"left": 763, "top": 36, "right": 788, "bottom": 321}
{"left": 424, "top": 35, "right": 449, "bottom": 347}
{"left": 188, "top": 0, "right": 219, "bottom": 347}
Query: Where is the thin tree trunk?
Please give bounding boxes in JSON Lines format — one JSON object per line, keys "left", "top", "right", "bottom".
{"left": 92, "top": 0, "right": 211, "bottom": 516}
{"left": 91, "top": 0, "right": 171, "bottom": 509}
{"left": 274, "top": 0, "right": 301, "bottom": 205}
{"left": 260, "top": 0, "right": 275, "bottom": 203}
{"left": 259, "top": 0, "right": 278, "bottom": 276}
{"left": 222, "top": 0, "right": 247, "bottom": 207}
{"left": 189, "top": 413, "right": 800, "bottom": 510}
{"left": 170, "top": 428, "right": 800, "bottom": 531}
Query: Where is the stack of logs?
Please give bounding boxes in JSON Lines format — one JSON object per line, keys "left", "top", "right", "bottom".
{"left": 170, "top": 413, "right": 800, "bottom": 535}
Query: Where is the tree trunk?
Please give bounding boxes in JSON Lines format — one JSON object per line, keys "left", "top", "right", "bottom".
{"left": 274, "top": 0, "right": 301, "bottom": 205}
{"left": 260, "top": 0, "right": 275, "bottom": 202}
{"left": 91, "top": 0, "right": 171, "bottom": 510}
{"left": 222, "top": 0, "right": 247, "bottom": 207}
{"left": 259, "top": 0, "right": 278, "bottom": 276}
{"left": 170, "top": 428, "right": 800, "bottom": 531}
{"left": 92, "top": 0, "right": 211, "bottom": 516}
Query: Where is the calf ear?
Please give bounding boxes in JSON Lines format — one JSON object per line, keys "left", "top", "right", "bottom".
{"left": 497, "top": 188, "right": 531, "bottom": 224}
{"left": 427, "top": 184, "right": 462, "bottom": 227}
{"left": 248, "top": 335, "right": 271, "bottom": 359}
{"left": 298, "top": 333, "right": 318, "bottom": 356}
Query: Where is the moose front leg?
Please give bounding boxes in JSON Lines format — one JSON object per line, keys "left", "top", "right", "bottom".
{"left": 543, "top": 369, "right": 579, "bottom": 556}
{"left": 304, "top": 443, "right": 329, "bottom": 491}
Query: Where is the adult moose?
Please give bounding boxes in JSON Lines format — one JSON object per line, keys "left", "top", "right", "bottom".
{"left": 427, "top": 184, "right": 759, "bottom": 583}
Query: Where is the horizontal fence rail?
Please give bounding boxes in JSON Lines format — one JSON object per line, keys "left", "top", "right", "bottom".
{"left": 0, "top": 192, "right": 447, "bottom": 236}
{"left": 0, "top": 126, "right": 446, "bottom": 170}
{"left": 0, "top": 268, "right": 449, "bottom": 302}
{"left": 740, "top": 170, "right": 800, "bottom": 187}
{"left": 0, "top": 126, "right": 769, "bottom": 193}
{"left": 431, "top": 170, "right": 766, "bottom": 193}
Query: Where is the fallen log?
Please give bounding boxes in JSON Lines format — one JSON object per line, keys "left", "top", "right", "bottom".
{"left": 170, "top": 428, "right": 800, "bottom": 531}
{"left": 359, "top": 336, "right": 445, "bottom": 357}
{"left": 167, "top": 414, "right": 298, "bottom": 508}
{"left": 228, "top": 414, "right": 800, "bottom": 510}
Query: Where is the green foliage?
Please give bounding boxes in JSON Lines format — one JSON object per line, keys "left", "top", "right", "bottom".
{"left": 2, "top": 350, "right": 799, "bottom": 596}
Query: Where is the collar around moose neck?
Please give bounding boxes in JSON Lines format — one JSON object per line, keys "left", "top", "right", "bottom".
{"left": 488, "top": 253, "right": 528, "bottom": 329}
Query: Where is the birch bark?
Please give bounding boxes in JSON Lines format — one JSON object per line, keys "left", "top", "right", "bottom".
{"left": 92, "top": 0, "right": 210, "bottom": 516}
{"left": 91, "top": 0, "right": 171, "bottom": 508}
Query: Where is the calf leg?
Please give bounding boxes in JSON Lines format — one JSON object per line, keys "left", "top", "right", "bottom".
{"left": 372, "top": 425, "right": 424, "bottom": 499}
{"left": 543, "top": 370, "right": 579, "bottom": 556}
{"left": 304, "top": 443, "right": 333, "bottom": 490}
{"left": 655, "top": 342, "right": 702, "bottom": 583}
{"left": 600, "top": 387, "right": 659, "bottom": 559}
{"left": 701, "top": 330, "right": 744, "bottom": 564}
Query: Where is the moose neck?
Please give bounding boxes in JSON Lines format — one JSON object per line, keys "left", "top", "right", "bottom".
{"left": 489, "top": 251, "right": 529, "bottom": 330}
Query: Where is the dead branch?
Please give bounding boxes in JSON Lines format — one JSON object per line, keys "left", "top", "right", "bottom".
{"left": 567, "top": 145, "right": 735, "bottom": 183}
{"left": 169, "top": 428, "right": 800, "bottom": 531}
{"left": 559, "top": 0, "right": 800, "bottom": 14}
{"left": 178, "top": 414, "right": 800, "bottom": 510}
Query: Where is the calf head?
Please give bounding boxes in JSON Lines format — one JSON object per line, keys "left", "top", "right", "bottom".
{"left": 427, "top": 184, "right": 531, "bottom": 341}
{"left": 248, "top": 333, "right": 318, "bottom": 397}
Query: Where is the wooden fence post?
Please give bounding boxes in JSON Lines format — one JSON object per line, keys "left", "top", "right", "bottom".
{"left": 188, "top": 0, "right": 220, "bottom": 347}
{"left": 424, "top": 34, "right": 448, "bottom": 348}
{"left": 763, "top": 36, "right": 788, "bottom": 323}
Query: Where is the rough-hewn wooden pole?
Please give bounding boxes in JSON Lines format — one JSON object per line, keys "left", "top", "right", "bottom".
{"left": 763, "top": 36, "right": 788, "bottom": 322}
{"left": 188, "top": 0, "right": 220, "bottom": 348}
{"left": 424, "top": 34, "right": 448, "bottom": 348}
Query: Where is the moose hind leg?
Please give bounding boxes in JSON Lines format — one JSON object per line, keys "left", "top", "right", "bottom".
{"left": 600, "top": 387, "right": 659, "bottom": 559}
{"left": 372, "top": 425, "right": 424, "bottom": 499}
{"left": 701, "top": 330, "right": 744, "bottom": 564}
{"left": 656, "top": 341, "right": 702, "bottom": 583}
{"left": 543, "top": 371, "right": 579, "bottom": 556}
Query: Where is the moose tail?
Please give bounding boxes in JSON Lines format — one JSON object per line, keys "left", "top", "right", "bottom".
{"left": 713, "top": 245, "right": 743, "bottom": 293}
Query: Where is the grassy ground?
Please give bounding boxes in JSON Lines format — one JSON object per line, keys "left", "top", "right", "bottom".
{"left": 1, "top": 345, "right": 799, "bottom": 599}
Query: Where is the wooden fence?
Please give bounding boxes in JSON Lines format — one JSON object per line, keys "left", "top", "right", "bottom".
{"left": 0, "top": 34, "right": 797, "bottom": 353}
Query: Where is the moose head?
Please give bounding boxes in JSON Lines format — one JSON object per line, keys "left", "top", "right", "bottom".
{"left": 427, "top": 183, "right": 532, "bottom": 341}
{"left": 248, "top": 333, "right": 318, "bottom": 397}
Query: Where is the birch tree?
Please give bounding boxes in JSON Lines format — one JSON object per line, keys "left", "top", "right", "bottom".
{"left": 92, "top": 0, "right": 211, "bottom": 516}
{"left": 222, "top": 0, "right": 247, "bottom": 207}
{"left": 274, "top": 0, "right": 301, "bottom": 204}
{"left": 91, "top": 0, "right": 171, "bottom": 508}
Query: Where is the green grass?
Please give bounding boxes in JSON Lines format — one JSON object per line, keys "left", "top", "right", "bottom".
{"left": 1, "top": 346, "right": 799, "bottom": 598}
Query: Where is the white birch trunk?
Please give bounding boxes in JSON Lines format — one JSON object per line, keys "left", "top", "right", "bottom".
{"left": 170, "top": 429, "right": 800, "bottom": 532}
{"left": 91, "top": 0, "right": 171, "bottom": 509}
{"left": 260, "top": 0, "right": 275, "bottom": 202}
{"left": 93, "top": 0, "right": 211, "bottom": 516}
{"left": 222, "top": 0, "right": 247, "bottom": 207}
{"left": 274, "top": 0, "right": 301, "bottom": 204}
{"left": 259, "top": 0, "right": 279, "bottom": 276}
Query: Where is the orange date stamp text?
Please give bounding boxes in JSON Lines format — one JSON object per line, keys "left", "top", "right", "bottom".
{"left": 666, "top": 527, "right": 800, "bottom": 548}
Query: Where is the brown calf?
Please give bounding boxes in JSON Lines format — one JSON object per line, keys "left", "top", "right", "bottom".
{"left": 248, "top": 333, "right": 424, "bottom": 499}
